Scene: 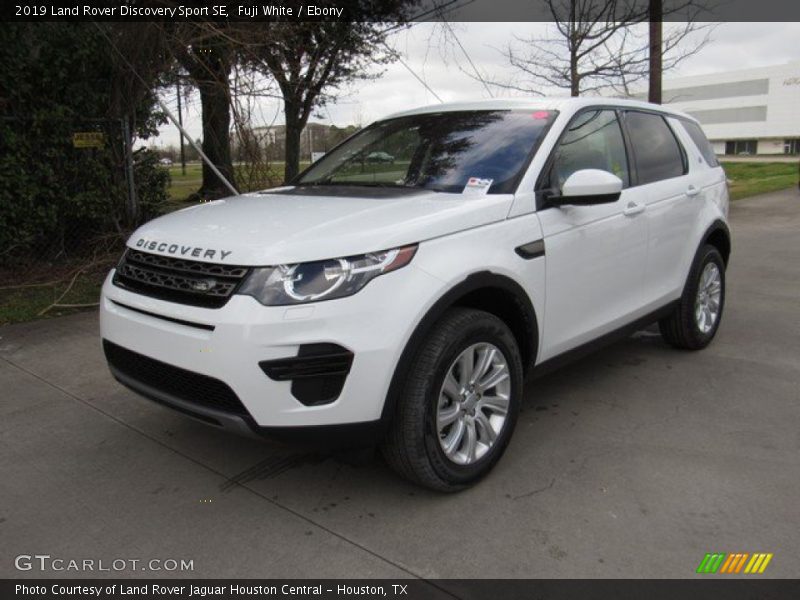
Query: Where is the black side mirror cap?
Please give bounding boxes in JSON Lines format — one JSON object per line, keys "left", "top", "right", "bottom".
{"left": 536, "top": 188, "right": 621, "bottom": 209}
{"left": 547, "top": 191, "right": 621, "bottom": 207}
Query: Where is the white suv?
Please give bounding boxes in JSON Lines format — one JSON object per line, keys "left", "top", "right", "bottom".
{"left": 100, "top": 98, "right": 730, "bottom": 491}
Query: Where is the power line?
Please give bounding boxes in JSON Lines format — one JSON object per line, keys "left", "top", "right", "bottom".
{"left": 379, "top": 0, "right": 472, "bottom": 36}
{"left": 376, "top": 1, "right": 476, "bottom": 104}
{"left": 442, "top": 21, "right": 494, "bottom": 98}
{"left": 383, "top": 41, "right": 444, "bottom": 103}
{"left": 378, "top": 0, "right": 482, "bottom": 103}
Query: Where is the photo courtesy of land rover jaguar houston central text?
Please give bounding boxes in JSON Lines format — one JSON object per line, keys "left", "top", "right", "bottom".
{"left": 100, "top": 98, "right": 730, "bottom": 491}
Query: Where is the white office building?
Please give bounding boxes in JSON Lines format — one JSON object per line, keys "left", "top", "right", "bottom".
{"left": 657, "top": 60, "right": 800, "bottom": 156}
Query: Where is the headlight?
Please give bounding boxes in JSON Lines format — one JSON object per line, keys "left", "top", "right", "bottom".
{"left": 239, "top": 245, "right": 417, "bottom": 306}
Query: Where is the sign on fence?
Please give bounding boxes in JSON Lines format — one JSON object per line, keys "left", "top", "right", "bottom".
{"left": 72, "top": 132, "right": 105, "bottom": 148}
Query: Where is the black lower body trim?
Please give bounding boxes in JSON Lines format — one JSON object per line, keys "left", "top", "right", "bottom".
{"left": 531, "top": 301, "right": 678, "bottom": 378}
{"left": 252, "top": 421, "right": 387, "bottom": 448}
{"left": 109, "top": 365, "right": 258, "bottom": 437}
{"left": 109, "top": 363, "right": 384, "bottom": 448}
{"left": 103, "top": 340, "right": 247, "bottom": 415}
{"left": 110, "top": 300, "right": 215, "bottom": 331}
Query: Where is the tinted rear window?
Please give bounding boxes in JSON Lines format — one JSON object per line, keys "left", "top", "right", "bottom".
{"left": 625, "top": 111, "right": 687, "bottom": 185}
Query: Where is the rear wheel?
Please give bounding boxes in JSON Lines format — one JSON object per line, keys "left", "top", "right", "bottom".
{"left": 659, "top": 244, "right": 726, "bottom": 350}
{"left": 381, "top": 308, "right": 523, "bottom": 491}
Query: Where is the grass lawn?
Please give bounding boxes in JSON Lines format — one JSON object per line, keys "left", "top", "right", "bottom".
{"left": 166, "top": 163, "right": 203, "bottom": 202}
{"left": 0, "top": 265, "right": 110, "bottom": 326}
{"left": 165, "top": 162, "right": 311, "bottom": 204}
{"left": 721, "top": 161, "right": 799, "bottom": 200}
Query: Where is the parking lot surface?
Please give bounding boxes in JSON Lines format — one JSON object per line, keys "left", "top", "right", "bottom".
{"left": 2, "top": 188, "right": 799, "bottom": 579}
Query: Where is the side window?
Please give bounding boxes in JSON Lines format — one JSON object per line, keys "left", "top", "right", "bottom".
{"left": 545, "top": 110, "right": 630, "bottom": 193}
{"left": 681, "top": 119, "right": 720, "bottom": 167}
{"left": 625, "top": 112, "right": 687, "bottom": 185}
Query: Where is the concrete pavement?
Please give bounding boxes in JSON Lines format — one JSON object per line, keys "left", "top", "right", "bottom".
{"left": 2, "top": 188, "right": 799, "bottom": 579}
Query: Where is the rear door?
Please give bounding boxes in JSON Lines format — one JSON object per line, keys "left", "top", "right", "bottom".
{"left": 536, "top": 109, "right": 649, "bottom": 361}
{"left": 621, "top": 111, "right": 700, "bottom": 307}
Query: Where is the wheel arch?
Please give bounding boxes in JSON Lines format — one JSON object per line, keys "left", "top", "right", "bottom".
{"left": 701, "top": 219, "right": 731, "bottom": 266}
{"left": 381, "top": 271, "right": 539, "bottom": 425}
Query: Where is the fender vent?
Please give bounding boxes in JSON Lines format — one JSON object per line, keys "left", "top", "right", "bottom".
{"left": 260, "top": 344, "right": 354, "bottom": 407}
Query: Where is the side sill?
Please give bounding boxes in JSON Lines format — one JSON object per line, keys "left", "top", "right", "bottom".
{"left": 531, "top": 301, "right": 678, "bottom": 379}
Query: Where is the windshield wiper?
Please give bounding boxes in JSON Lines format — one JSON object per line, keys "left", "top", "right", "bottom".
{"left": 346, "top": 182, "right": 411, "bottom": 188}
{"left": 298, "top": 181, "right": 419, "bottom": 189}
{"left": 294, "top": 180, "right": 444, "bottom": 193}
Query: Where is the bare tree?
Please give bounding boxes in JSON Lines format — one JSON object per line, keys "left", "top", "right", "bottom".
{"left": 497, "top": 0, "right": 712, "bottom": 98}
{"left": 229, "top": 64, "right": 284, "bottom": 190}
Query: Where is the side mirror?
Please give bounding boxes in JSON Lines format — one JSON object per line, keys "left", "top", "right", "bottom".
{"left": 550, "top": 169, "right": 623, "bottom": 206}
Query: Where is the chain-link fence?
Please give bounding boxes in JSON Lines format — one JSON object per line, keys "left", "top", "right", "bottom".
{"left": 0, "top": 116, "right": 168, "bottom": 324}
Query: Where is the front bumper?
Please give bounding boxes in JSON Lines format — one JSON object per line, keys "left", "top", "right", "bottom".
{"left": 99, "top": 264, "right": 442, "bottom": 434}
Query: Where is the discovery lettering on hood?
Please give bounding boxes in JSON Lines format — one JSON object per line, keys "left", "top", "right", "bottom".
{"left": 135, "top": 238, "right": 232, "bottom": 261}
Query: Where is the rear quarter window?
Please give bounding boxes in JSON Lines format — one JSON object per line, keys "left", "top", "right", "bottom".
{"left": 680, "top": 119, "right": 720, "bottom": 167}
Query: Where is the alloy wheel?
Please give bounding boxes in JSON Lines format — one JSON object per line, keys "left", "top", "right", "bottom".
{"left": 436, "top": 342, "right": 511, "bottom": 465}
{"left": 695, "top": 262, "right": 722, "bottom": 334}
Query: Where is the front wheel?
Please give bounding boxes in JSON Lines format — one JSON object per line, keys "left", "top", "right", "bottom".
{"left": 381, "top": 308, "right": 523, "bottom": 491}
{"left": 659, "top": 244, "right": 726, "bottom": 350}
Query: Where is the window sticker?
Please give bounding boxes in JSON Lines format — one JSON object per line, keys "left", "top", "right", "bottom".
{"left": 463, "top": 177, "right": 493, "bottom": 195}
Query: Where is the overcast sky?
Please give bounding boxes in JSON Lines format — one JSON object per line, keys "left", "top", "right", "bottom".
{"left": 152, "top": 21, "right": 800, "bottom": 148}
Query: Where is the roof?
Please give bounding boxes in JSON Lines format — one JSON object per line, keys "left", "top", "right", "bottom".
{"left": 384, "top": 96, "right": 697, "bottom": 122}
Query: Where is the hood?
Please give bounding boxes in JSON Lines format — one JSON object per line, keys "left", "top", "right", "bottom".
{"left": 128, "top": 187, "right": 514, "bottom": 266}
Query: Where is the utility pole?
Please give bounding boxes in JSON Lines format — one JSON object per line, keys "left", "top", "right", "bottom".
{"left": 176, "top": 80, "right": 186, "bottom": 175}
{"left": 649, "top": 0, "right": 663, "bottom": 104}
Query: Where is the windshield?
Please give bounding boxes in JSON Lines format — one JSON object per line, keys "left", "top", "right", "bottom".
{"left": 296, "top": 109, "right": 557, "bottom": 194}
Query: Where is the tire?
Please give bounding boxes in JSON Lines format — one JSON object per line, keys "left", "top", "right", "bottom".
{"left": 659, "top": 244, "right": 726, "bottom": 350}
{"left": 381, "top": 308, "right": 523, "bottom": 491}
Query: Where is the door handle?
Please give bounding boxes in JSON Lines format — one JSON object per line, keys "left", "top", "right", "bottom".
{"left": 686, "top": 185, "right": 700, "bottom": 197}
{"left": 623, "top": 201, "right": 646, "bottom": 217}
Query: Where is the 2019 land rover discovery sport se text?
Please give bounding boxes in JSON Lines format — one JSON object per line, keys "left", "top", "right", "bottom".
{"left": 100, "top": 98, "right": 730, "bottom": 491}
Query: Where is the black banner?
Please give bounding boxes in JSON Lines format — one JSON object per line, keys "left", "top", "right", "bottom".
{"left": 4, "top": 0, "right": 800, "bottom": 23}
{"left": 4, "top": 579, "right": 800, "bottom": 600}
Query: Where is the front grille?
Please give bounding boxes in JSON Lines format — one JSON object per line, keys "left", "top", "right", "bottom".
{"left": 104, "top": 340, "right": 249, "bottom": 416}
{"left": 112, "top": 249, "right": 251, "bottom": 308}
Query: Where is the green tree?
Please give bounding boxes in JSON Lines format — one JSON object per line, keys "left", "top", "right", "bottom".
{"left": 0, "top": 23, "right": 168, "bottom": 262}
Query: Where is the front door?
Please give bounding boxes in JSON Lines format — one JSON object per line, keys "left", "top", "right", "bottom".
{"left": 535, "top": 109, "right": 648, "bottom": 361}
